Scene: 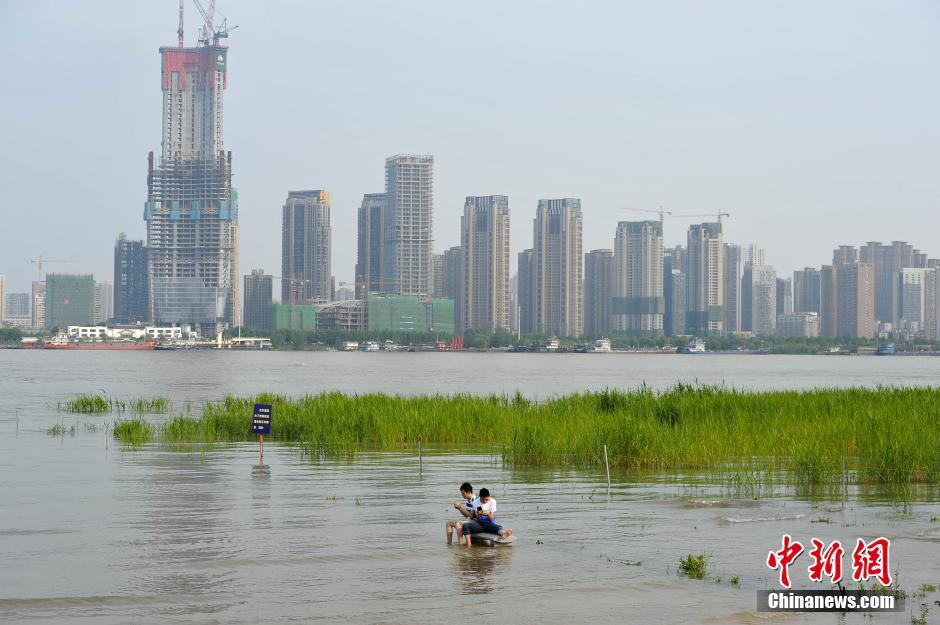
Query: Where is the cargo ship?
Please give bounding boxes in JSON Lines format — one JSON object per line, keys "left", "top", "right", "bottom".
{"left": 43, "top": 336, "right": 156, "bottom": 350}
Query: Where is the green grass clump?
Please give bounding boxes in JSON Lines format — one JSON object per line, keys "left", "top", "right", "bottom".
{"left": 113, "top": 418, "right": 155, "bottom": 447}
{"left": 679, "top": 553, "right": 709, "bottom": 579}
{"left": 95, "top": 385, "right": 940, "bottom": 485}
{"left": 63, "top": 395, "right": 170, "bottom": 415}
{"left": 63, "top": 394, "right": 111, "bottom": 414}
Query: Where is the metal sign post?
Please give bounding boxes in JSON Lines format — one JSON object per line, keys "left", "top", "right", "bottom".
{"left": 252, "top": 403, "right": 272, "bottom": 463}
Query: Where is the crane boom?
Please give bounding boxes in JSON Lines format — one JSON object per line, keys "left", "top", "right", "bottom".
{"left": 177, "top": 0, "right": 184, "bottom": 47}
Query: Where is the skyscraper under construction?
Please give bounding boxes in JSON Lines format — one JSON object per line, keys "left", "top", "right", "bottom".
{"left": 144, "top": 13, "right": 239, "bottom": 333}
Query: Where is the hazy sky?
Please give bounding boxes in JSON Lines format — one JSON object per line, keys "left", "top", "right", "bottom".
{"left": 1, "top": 1, "right": 938, "bottom": 293}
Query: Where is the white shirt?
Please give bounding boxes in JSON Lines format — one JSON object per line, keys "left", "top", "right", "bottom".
{"left": 464, "top": 496, "right": 481, "bottom": 517}
{"left": 479, "top": 498, "right": 497, "bottom": 519}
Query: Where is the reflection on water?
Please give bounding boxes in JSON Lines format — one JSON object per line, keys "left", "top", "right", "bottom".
{"left": 451, "top": 546, "right": 514, "bottom": 595}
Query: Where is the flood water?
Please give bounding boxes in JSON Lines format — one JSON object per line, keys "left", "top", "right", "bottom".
{"left": 1, "top": 351, "right": 939, "bottom": 624}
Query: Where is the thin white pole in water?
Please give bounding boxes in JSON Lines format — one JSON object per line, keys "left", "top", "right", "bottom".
{"left": 418, "top": 440, "right": 423, "bottom": 475}
{"left": 603, "top": 444, "right": 611, "bottom": 489}
{"left": 841, "top": 456, "right": 846, "bottom": 509}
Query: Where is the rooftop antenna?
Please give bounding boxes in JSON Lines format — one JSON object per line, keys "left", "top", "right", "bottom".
{"left": 177, "top": 0, "right": 185, "bottom": 47}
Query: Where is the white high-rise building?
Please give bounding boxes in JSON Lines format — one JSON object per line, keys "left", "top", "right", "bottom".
{"left": 384, "top": 155, "right": 434, "bottom": 297}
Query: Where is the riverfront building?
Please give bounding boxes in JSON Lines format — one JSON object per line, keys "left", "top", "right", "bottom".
{"left": 612, "top": 221, "right": 664, "bottom": 336}
{"left": 532, "top": 199, "right": 583, "bottom": 337}
{"left": 243, "top": 270, "right": 273, "bottom": 329}
{"left": 793, "top": 267, "right": 821, "bottom": 314}
{"left": 45, "top": 274, "right": 94, "bottom": 329}
{"left": 282, "top": 190, "right": 331, "bottom": 304}
{"left": 741, "top": 264, "right": 777, "bottom": 336}
{"left": 145, "top": 38, "right": 240, "bottom": 332}
{"left": 686, "top": 223, "right": 724, "bottom": 336}
{"left": 723, "top": 243, "right": 742, "bottom": 334}
{"left": 113, "top": 233, "right": 149, "bottom": 323}
{"left": 383, "top": 155, "right": 434, "bottom": 297}
{"left": 583, "top": 249, "right": 613, "bottom": 335}
{"left": 460, "top": 195, "right": 510, "bottom": 333}
{"left": 356, "top": 193, "right": 386, "bottom": 297}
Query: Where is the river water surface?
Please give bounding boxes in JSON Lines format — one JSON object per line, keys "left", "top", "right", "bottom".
{"left": 1, "top": 351, "right": 939, "bottom": 624}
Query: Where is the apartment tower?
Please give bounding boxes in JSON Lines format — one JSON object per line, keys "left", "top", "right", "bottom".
{"left": 383, "top": 155, "right": 434, "bottom": 297}
{"left": 612, "top": 221, "right": 664, "bottom": 335}
{"left": 460, "top": 195, "right": 510, "bottom": 333}
{"left": 532, "top": 199, "right": 583, "bottom": 337}
{"left": 282, "top": 190, "right": 331, "bottom": 304}
{"left": 686, "top": 223, "right": 724, "bottom": 336}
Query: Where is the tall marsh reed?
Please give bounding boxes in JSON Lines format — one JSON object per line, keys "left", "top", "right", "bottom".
{"left": 108, "top": 384, "right": 940, "bottom": 485}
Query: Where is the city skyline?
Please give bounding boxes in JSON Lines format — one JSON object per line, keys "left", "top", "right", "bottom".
{"left": 1, "top": 1, "right": 938, "bottom": 293}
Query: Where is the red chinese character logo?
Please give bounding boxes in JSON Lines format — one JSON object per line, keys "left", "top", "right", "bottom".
{"left": 767, "top": 534, "right": 804, "bottom": 588}
{"left": 807, "top": 538, "right": 844, "bottom": 583}
{"left": 851, "top": 537, "right": 891, "bottom": 586}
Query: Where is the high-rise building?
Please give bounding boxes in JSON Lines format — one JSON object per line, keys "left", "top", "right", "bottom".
{"left": 533, "top": 199, "right": 583, "bottom": 337}
{"left": 741, "top": 264, "right": 777, "bottom": 336}
{"left": 926, "top": 268, "right": 940, "bottom": 340}
{"left": 3, "top": 292, "right": 31, "bottom": 328}
{"left": 430, "top": 253, "right": 444, "bottom": 299}
{"left": 612, "top": 221, "right": 663, "bottom": 335}
{"left": 146, "top": 35, "right": 239, "bottom": 333}
{"left": 282, "top": 190, "right": 331, "bottom": 304}
{"left": 460, "top": 195, "right": 510, "bottom": 333}
{"left": 861, "top": 241, "right": 927, "bottom": 327}
{"left": 835, "top": 262, "right": 875, "bottom": 338}
{"left": 243, "top": 270, "right": 273, "bottom": 329}
{"left": 686, "top": 223, "right": 724, "bottom": 336}
{"left": 114, "top": 233, "right": 150, "bottom": 323}
{"left": 0, "top": 274, "right": 4, "bottom": 326}
{"left": 383, "top": 155, "right": 434, "bottom": 297}
{"left": 900, "top": 268, "right": 932, "bottom": 335}
{"left": 356, "top": 193, "right": 386, "bottom": 297}
{"left": 832, "top": 245, "right": 859, "bottom": 266}
{"left": 45, "top": 274, "right": 94, "bottom": 330}
{"left": 442, "top": 246, "right": 464, "bottom": 333}
{"left": 664, "top": 246, "right": 687, "bottom": 337}
{"left": 94, "top": 282, "right": 113, "bottom": 324}
{"left": 819, "top": 265, "right": 837, "bottom": 338}
{"left": 776, "top": 277, "right": 792, "bottom": 316}
{"left": 584, "top": 249, "right": 613, "bottom": 335}
{"left": 518, "top": 249, "right": 535, "bottom": 336}
{"left": 31, "top": 281, "right": 45, "bottom": 330}
{"left": 509, "top": 272, "right": 519, "bottom": 334}
{"left": 723, "top": 243, "right": 742, "bottom": 333}
{"left": 793, "top": 267, "right": 821, "bottom": 313}
{"left": 743, "top": 244, "right": 765, "bottom": 267}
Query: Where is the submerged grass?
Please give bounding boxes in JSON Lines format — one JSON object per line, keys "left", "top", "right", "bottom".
{"left": 61, "top": 395, "right": 171, "bottom": 415}
{"left": 113, "top": 418, "right": 155, "bottom": 447}
{"left": 101, "top": 385, "right": 940, "bottom": 485}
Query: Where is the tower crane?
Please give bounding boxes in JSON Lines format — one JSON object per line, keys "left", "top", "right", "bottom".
{"left": 621, "top": 206, "right": 672, "bottom": 225}
{"left": 30, "top": 256, "right": 77, "bottom": 283}
{"left": 192, "top": 0, "right": 238, "bottom": 46}
{"left": 672, "top": 211, "right": 730, "bottom": 224}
